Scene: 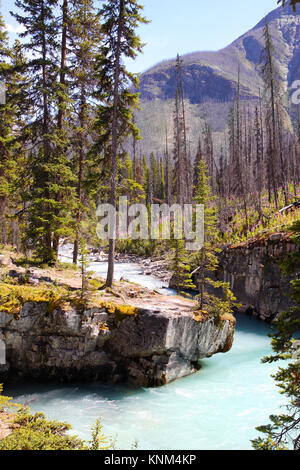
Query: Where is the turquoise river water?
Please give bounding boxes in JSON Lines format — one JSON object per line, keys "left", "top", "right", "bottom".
{"left": 5, "top": 259, "right": 286, "bottom": 450}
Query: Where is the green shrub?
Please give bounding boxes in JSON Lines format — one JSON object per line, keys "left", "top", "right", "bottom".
{"left": 0, "top": 282, "right": 70, "bottom": 315}
{"left": 0, "top": 409, "right": 86, "bottom": 450}
{"left": 0, "top": 385, "right": 110, "bottom": 451}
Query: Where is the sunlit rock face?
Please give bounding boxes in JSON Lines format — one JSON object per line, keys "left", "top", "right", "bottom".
{"left": 202, "top": 236, "right": 298, "bottom": 321}
{"left": 0, "top": 300, "right": 235, "bottom": 386}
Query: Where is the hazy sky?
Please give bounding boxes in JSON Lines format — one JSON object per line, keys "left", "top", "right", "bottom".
{"left": 1, "top": 0, "right": 288, "bottom": 73}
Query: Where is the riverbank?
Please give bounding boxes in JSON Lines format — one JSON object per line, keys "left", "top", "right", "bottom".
{"left": 88, "top": 249, "right": 172, "bottom": 284}
{"left": 0, "top": 246, "right": 288, "bottom": 450}
{"left": 4, "top": 313, "right": 283, "bottom": 450}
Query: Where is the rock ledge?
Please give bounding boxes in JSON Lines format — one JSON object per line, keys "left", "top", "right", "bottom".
{"left": 0, "top": 296, "right": 235, "bottom": 387}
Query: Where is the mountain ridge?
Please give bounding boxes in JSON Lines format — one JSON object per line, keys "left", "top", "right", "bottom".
{"left": 134, "top": 3, "right": 300, "bottom": 156}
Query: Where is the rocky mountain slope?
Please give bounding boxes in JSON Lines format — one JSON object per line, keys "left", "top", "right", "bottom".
{"left": 135, "top": 3, "right": 300, "bottom": 156}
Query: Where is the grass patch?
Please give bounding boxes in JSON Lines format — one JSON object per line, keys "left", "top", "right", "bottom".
{"left": 0, "top": 280, "right": 141, "bottom": 321}
{"left": 89, "top": 298, "right": 140, "bottom": 321}
{"left": 0, "top": 282, "right": 70, "bottom": 316}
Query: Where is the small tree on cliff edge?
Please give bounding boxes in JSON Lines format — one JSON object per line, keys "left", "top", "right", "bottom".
{"left": 252, "top": 220, "right": 300, "bottom": 451}
{"left": 193, "top": 157, "right": 237, "bottom": 319}
{"left": 169, "top": 237, "right": 195, "bottom": 295}
{"left": 193, "top": 157, "right": 219, "bottom": 310}
{"left": 94, "top": 0, "right": 148, "bottom": 287}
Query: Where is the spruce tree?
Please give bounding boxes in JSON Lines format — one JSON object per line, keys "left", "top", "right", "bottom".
{"left": 94, "top": 0, "right": 148, "bottom": 287}
{"left": 51, "top": 0, "right": 71, "bottom": 259}
{"left": 193, "top": 158, "right": 236, "bottom": 318}
{"left": 0, "top": 13, "right": 15, "bottom": 244}
{"left": 193, "top": 158, "right": 218, "bottom": 309}
{"left": 68, "top": 0, "right": 101, "bottom": 264}
{"left": 0, "top": 23, "right": 29, "bottom": 248}
{"left": 169, "top": 238, "right": 195, "bottom": 295}
{"left": 12, "top": 0, "right": 75, "bottom": 264}
{"left": 6, "top": 40, "right": 30, "bottom": 249}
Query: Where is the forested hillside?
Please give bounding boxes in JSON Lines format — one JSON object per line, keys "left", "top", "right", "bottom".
{"left": 1, "top": 1, "right": 299, "bottom": 272}
{"left": 0, "top": 0, "right": 299, "bottom": 452}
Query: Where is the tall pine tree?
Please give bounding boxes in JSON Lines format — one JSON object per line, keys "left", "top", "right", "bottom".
{"left": 94, "top": 0, "right": 148, "bottom": 287}
{"left": 68, "top": 0, "right": 101, "bottom": 263}
{"left": 13, "top": 0, "right": 75, "bottom": 264}
{"left": 0, "top": 13, "right": 16, "bottom": 244}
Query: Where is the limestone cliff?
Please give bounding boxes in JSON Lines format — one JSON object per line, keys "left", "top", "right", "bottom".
{"left": 0, "top": 296, "right": 235, "bottom": 386}
{"left": 200, "top": 234, "right": 299, "bottom": 321}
